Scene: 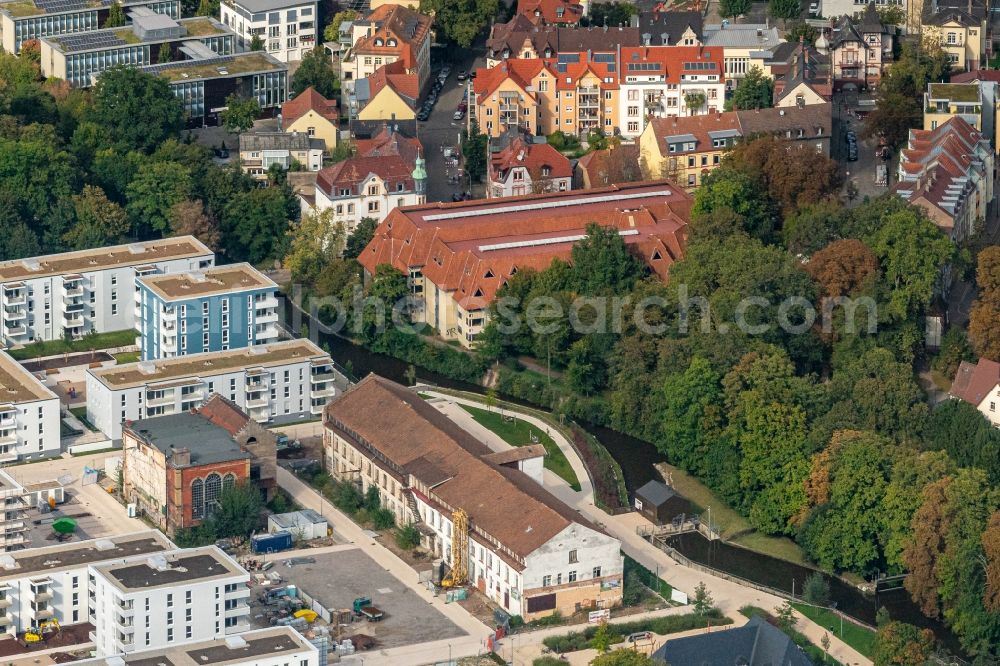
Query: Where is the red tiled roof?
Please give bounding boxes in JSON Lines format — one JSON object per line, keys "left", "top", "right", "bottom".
{"left": 366, "top": 60, "right": 419, "bottom": 106}
{"left": 950, "top": 69, "right": 1000, "bottom": 83}
{"left": 618, "top": 45, "right": 723, "bottom": 85}
{"left": 576, "top": 144, "right": 641, "bottom": 187}
{"left": 359, "top": 181, "right": 692, "bottom": 312}
{"left": 316, "top": 128, "right": 422, "bottom": 196}
{"left": 951, "top": 359, "right": 1000, "bottom": 407}
{"left": 545, "top": 53, "right": 619, "bottom": 90}
{"left": 517, "top": 0, "right": 583, "bottom": 25}
{"left": 474, "top": 58, "right": 548, "bottom": 103}
{"left": 197, "top": 395, "right": 251, "bottom": 437}
{"left": 489, "top": 137, "right": 572, "bottom": 183}
{"left": 325, "top": 374, "right": 605, "bottom": 561}
{"left": 353, "top": 4, "right": 433, "bottom": 71}
{"left": 281, "top": 87, "right": 338, "bottom": 127}
{"left": 648, "top": 111, "right": 741, "bottom": 152}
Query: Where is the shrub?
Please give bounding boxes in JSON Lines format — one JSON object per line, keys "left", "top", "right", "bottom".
{"left": 395, "top": 524, "right": 421, "bottom": 550}
{"left": 802, "top": 572, "right": 831, "bottom": 606}
{"left": 372, "top": 507, "right": 395, "bottom": 530}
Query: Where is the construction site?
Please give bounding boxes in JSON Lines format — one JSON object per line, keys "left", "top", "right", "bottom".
{"left": 246, "top": 548, "right": 466, "bottom": 653}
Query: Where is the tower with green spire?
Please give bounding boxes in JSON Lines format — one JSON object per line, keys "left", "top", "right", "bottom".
{"left": 412, "top": 152, "right": 427, "bottom": 202}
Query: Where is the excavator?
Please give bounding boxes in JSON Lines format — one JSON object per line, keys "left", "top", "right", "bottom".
{"left": 23, "top": 619, "right": 59, "bottom": 644}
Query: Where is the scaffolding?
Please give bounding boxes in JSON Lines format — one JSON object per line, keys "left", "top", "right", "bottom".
{"left": 442, "top": 509, "right": 469, "bottom": 588}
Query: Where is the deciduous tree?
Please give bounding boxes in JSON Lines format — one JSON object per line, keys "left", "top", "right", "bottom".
{"left": 420, "top": 0, "right": 499, "bottom": 47}
{"left": 719, "top": 0, "right": 752, "bottom": 17}
{"left": 285, "top": 208, "right": 346, "bottom": 288}
{"left": 805, "top": 239, "right": 878, "bottom": 298}
{"left": 570, "top": 223, "right": 646, "bottom": 295}
{"left": 345, "top": 217, "right": 378, "bottom": 259}
{"left": 323, "top": 9, "right": 359, "bottom": 42}
{"left": 221, "top": 94, "right": 260, "bottom": 134}
{"left": 220, "top": 186, "right": 293, "bottom": 264}
{"left": 874, "top": 621, "right": 935, "bottom": 666}
{"left": 290, "top": 48, "right": 339, "bottom": 99}
{"left": 169, "top": 200, "right": 219, "bottom": 249}
{"left": 90, "top": 67, "right": 183, "bottom": 154}
{"left": 125, "top": 160, "right": 192, "bottom": 236}
{"left": 769, "top": 0, "right": 801, "bottom": 20}
{"left": 64, "top": 185, "right": 129, "bottom": 249}
{"left": 726, "top": 66, "right": 773, "bottom": 110}
{"left": 104, "top": 1, "right": 126, "bottom": 27}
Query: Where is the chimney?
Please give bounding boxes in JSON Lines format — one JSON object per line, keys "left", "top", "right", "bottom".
{"left": 968, "top": 0, "right": 972, "bottom": 14}
{"left": 171, "top": 448, "right": 191, "bottom": 467}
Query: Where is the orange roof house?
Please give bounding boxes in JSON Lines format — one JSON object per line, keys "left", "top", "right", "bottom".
{"left": 280, "top": 87, "right": 339, "bottom": 152}
{"left": 358, "top": 182, "right": 692, "bottom": 345}
{"left": 517, "top": 0, "right": 584, "bottom": 25}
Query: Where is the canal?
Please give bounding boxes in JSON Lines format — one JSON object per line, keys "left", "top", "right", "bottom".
{"left": 319, "top": 329, "right": 962, "bottom": 653}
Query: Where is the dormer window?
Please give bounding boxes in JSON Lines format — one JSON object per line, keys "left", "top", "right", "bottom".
{"left": 387, "top": 38, "right": 397, "bottom": 46}
{"left": 484, "top": 269, "right": 494, "bottom": 278}
{"left": 375, "top": 38, "right": 384, "bottom": 46}
{"left": 542, "top": 166, "right": 551, "bottom": 176}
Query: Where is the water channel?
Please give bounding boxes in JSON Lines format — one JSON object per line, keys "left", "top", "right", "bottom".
{"left": 318, "top": 329, "right": 963, "bottom": 654}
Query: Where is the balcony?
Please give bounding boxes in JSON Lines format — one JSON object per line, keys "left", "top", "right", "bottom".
{"left": 254, "top": 295, "right": 279, "bottom": 310}
{"left": 161, "top": 337, "right": 177, "bottom": 353}
{"left": 311, "top": 384, "right": 336, "bottom": 398}
{"left": 62, "top": 284, "right": 84, "bottom": 298}
{"left": 63, "top": 312, "right": 85, "bottom": 328}
{"left": 64, "top": 298, "right": 85, "bottom": 312}
{"left": 4, "top": 323, "right": 27, "bottom": 339}
{"left": 225, "top": 586, "right": 251, "bottom": 600}
{"left": 255, "top": 310, "right": 279, "bottom": 324}
{"left": 160, "top": 308, "right": 177, "bottom": 322}
{"left": 246, "top": 395, "right": 269, "bottom": 409}
{"left": 245, "top": 374, "right": 269, "bottom": 389}
{"left": 310, "top": 401, "right": 325, "bottom": 415}
{"left": 34, "top": 608, "right": 54, "bottom": 619}
{"left": 310, "top": 370, "right": 336, "bottom": 383}
{"left": 224, "top": 601, "right": 251, "bottom": 616}
{"left": 254, "top": 324, "right": 278, "bottom": 340}
{"left": 3, "top": 308, "right": 26, "bottom": 321}
{"left": 0, "top": 412, "right": 16, "bottom": 429}
{"left": 2, "top": 291, "right": 25, "bottom": 306}
{"left": 0, "top": 616, "right": 11, "bottom": 628}
{"left": 145, "top": 392, "right": 174, "bottom": 407}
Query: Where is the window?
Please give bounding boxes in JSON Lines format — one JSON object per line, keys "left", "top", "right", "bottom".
{"left": 568, "top": 570, "right": 577, "bottom": 583}
{"left": 687, "top": 174, "right": 696, "bottom": 186}
{"left": 991, "top": 402, "right": 996, "bottom": 412}
{"left": 542, "top": 575, "right": 551, "bottom": 587}
{"left": 186, "top": 626, "right": 192, "bottom": 639}
{"left": 167, "top": 594, "right": 173, "bottom": 608}
{"left": 593, "top": 566, "right": 602, "bottom": 578}
{"left": 167, "top": 627, "right": 173, "bottom": 642}
{"left": 568, "top": 550, "right": 578, "bottom": 564}
{"left": 556, "top": 573, "right": 562, "bottom": 585}
{"left": 538, "top": 80, "right": 548, "bottom": 92}
{"left": 368, "top": 201, "right": 380, "bottom": 213}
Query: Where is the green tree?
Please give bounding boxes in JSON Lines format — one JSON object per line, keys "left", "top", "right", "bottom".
{"left": 690, "top": 165, "right": 775, "bottom": 241}
{"left": 125, "top": 160, "right": 192, "bottom": 236}
{"left": 774, "top": 600, "right": 797, "bottom": 632}
{"left": 221, "top": 94, "right": 260, "bottom": 134}
{"left": 584, "top": 1, "right": 637, "bottom": 26}
{"left": 462, "top": 119, "right": 488, "bottom": 183}
{"left": 874, "top": 621, "right": 935, "bottom": 666}
{"left": 768, "top": 0, "right": 801, "bottom": 19}
{"left": 866, "top": 207, "right": 953, "bottom": 322}
{"left": 323, "top": 9, "right": 359, "bottom": 42}
{"left": 420, "top": 0, "right": 498, "bottom": 47}
{"left": 221, "top": 186, "right": 294, "bottom": 264}
{"left": 660, "top": 357, "right": 724, "bottom": 475}
{"left": 249, "top": 34, "right": 264, "bottom": 51}
{"left": 104, "top": 0, "right": 126, "bottom": 27}
{"left": 725, "top": 66, "right": 773, "bottom": 110}
{"left": 285, "top": 208, "right": 346, "bottom": 288}
{"left": 359, "top": 264, "right": 409, "bottom": 343}
{"left": 0, "top": 220, "right": 40, "bottom": 261}
{"left": 590, "top": 622, "right": 612, "bottom": 653}
{"left": 207, "top": 482, "right": 263, "bottom": 539}
{"left": 719, "top": 0, "right": 752, "bottom": 17}
{"left": 90, "top": 67, "right": 183, "bottom": 154}
{"left": 589, "top": 651, "right": 655, "bottom": 666}
{"left": 570, "top": 223, "right": 646, "bottom": 295}
{"left": 158, "top": 43, "right": 172, "bottom": 64}
{"left": 924, "top": 400, "right": 1000, "bottom": 485}
{"left": 64, "top": 185, "right": 129, "bottom": 249}
{"left": 802, "top": 572, "right": 831, "bottom": 606}
{"left": 692, "top": 581, "right": 714, "bottom": 615}
{"left": 786, "top": 21, "right": 819, "bottom": 45}
{"left": 290, "top": 47, "right": 338, "bottom": 99}
{"left": 394, "top": 523, "right": 420, "bottom": 550}
{"left": 345, "top": 217, "right": 378, "bottom": 258}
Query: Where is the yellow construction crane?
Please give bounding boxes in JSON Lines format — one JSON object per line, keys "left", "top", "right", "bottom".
{"left": 441, "top": 509, "right": 469, "bottom": 588}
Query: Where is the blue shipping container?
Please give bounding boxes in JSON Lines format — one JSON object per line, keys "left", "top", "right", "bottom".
{"left": 252, "top": 531, "right": 293, "bottom": 554}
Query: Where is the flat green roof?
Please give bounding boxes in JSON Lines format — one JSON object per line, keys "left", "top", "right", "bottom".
{"left": 152, "top": 51, "right": 284, "bottom": 82}
{"left": 928, "top": 83, "right": 981, "bottom": 103}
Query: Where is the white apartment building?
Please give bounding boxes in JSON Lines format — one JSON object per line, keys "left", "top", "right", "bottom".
{"left": 91, "top": 546, "right": 251, "bottom": 656}
{"left": 617, "top": 46, "right": 727, "bottom": 139}
{"left": 324, "top": 375, "right": 624, "bottom": 621}
{"left": 86, "top": 339, "right": 345, "bottom": 440}
{"left": 0, "top": 237, "right": 214, "bottom": 348}
{"left": 72, "top": 627, "right": 320, "bottom": 666}
{"left": 703, "top": 23, "right": 783, "bottom": 89}
{"left": 0, "top": 470, "right": 29, "bottom": 551}
{"left": 0, "top": 350, "right": 61, "bottom": 462}
{"left": 0, "top": 531, "right": 174, "bottom": 637}
{"left": 219, "top": 0, "right": 318, "bottom": 62}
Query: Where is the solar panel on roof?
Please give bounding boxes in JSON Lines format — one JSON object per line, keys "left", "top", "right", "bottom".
{"left": 593, "top": 53, "right": 615, "bottom": 62}
{"left": 627, "top": 62, "right": 661, "bottom": 71}
{"left": 557, "top": 63, "right": 566, "bottom": 72}
{"left": 35, "top": 0, "right": 93, "bottom": 12}
{"left": 557, "top": 53, "right": 580, "bottom": 63}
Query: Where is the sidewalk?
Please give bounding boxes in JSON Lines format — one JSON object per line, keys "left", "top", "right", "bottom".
{"left": 419, "top": 390, "right": 872, "bottom": 666}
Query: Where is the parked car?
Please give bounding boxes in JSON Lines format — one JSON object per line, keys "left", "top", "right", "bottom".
{"left": 453, "top": 110, "right": 465, "bottom": 121}
{"left": 847, "top": 145, "right": 858, "bottom": 161}
{"left": 809, "top": 1, "right": 819, "bottom": 14}
{"left": 417, "top": 110, "right": 430, "bottom": 121}
{"left": 846, "top": 130, "right": 857, "bottom": 144}
{"left": 457, "top": 70, "right": 467, "bottom": 81}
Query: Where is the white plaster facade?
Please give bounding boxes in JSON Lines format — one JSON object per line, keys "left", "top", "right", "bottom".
{"left": 219, "top": 0, "right": 318, "bottom": 62}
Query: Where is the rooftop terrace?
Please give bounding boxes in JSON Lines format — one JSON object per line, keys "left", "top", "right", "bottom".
{"left": 137, "top": 263, "right": 276, "bottom": 301}
{"left": 929, "top": 82, "right": 982, "bottom": 103}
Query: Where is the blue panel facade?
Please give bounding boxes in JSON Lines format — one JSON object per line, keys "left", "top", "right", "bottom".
{"left": 138, "top": 283, "right": 274, "bottom": 361}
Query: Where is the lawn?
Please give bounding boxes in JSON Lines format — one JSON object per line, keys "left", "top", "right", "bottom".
{"left": 113, "top": 351, "right": 141, "bottom": 364}
{"left": 8, "top": 330, "right": 136, "bottom": 361}
{"left": 792, "top": 603, "right": 876, "bottom": 658}
{"left": 658, "top": 461, "right": 809, "bottom": 566}
{"left": 69, "top": 407, "right": 97, "bottom": 433}
{"left": 460, "top": 404, "right": 581, "bottom": 491}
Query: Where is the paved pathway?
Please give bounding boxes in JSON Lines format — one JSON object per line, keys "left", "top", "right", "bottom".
{"left": 418, "top": 390, "right": 872, "bottom": 666}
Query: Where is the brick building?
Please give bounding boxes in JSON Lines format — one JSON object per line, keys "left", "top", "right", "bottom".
{"left": 122, "top": 395, "right": 276, "bottom": 534}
